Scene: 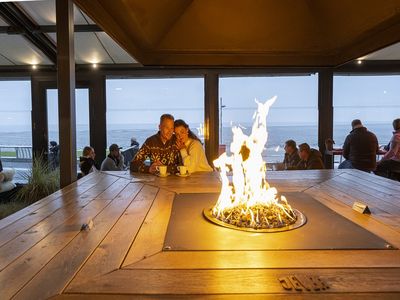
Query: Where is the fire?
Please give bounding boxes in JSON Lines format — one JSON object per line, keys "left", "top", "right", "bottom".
{"left": 211, "top": 96, "right": 297, "bottom": 230}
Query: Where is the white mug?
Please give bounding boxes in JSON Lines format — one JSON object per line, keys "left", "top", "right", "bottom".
{"left": 156, "top": 165, "right": 167, "bottom": 175}
{"left": 177, "top": 166, "right": 187, "bottom": 175}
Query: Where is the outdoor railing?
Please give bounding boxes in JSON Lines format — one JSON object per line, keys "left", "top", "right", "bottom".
{"left": 0, "top": 145, "right": 33, "bottom": 163}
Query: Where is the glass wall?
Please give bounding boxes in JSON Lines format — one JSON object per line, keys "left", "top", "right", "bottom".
{"left": 47, "top": 88, "right": 90, "bottom": 169}
{"left": 0, "top": 80, "right": 32, "bottom": 176}
{"left": 219, "top": 75, "right": 318, "bottom": 163}
{"left": 333, "top": 75, "right": 400, "bottom": 148}
{"left": 106, "top": 78, "right": 204, "bottom": 150}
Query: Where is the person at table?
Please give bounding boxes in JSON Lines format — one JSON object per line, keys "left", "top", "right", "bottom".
{"left": 130, "top": 114, "right": 181, "bottom": 174}
{"left": 79, "top": 146, "right": 98, "bottom": 177}
{"left": 339, "top": 119, "right": 378, "bottom": 172}
{"left": 101, "top": 144, "right": 125, "bottom": 171}
{"left": 174, "top": 119, "right": 213, "bottom": 173}
{"left": 375, "top": 118, "right": 400, "bottom": 178}
{"left": 297, "top": 143, "right": 324, "bottom": 170}
{"left": 282, "top": 139, "right": 301, "bottom": 170}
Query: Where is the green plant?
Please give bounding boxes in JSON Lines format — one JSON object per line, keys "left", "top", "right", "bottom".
{"left": 16, "top": 156, "right": 60, "bottom": 204}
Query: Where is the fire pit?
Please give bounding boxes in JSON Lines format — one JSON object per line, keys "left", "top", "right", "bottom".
{"left": 206, "top": 96, "right": 306, "bottom": 232}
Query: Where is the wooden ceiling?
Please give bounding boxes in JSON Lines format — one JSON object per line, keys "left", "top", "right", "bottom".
{"left": 74, "top": 0, "right": 400, "bottom": 67}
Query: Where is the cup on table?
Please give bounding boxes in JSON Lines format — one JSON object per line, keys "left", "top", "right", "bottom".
{"left": 156, "top": 165, "right": 167, "bottom": 176}
{"left": 177, "top": 166, "right": 187, "bottom": 175}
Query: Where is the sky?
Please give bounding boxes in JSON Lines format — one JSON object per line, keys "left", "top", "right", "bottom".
{"left": 0, "top": 75, "right": 400, "bottom": 131}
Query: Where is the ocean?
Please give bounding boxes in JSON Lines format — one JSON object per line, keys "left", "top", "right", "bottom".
{"left": 0, "top": 123, "right": 393, "bottom": 163}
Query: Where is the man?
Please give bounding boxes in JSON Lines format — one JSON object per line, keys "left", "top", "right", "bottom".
{"left": 375, "top": 118, "right": 400, "bottom": 179}
{"left": 101, "top": 144, "right": 125, "bottom": 171}
{"left": 131, "top": 114, "right": 181, "bottom": 174}
{"left": 297, "top": 143, "right": 324, "bottom": 170}
{"left": 339, "top": 119, "right": 378, "bottom": 172}
{"left": 283, "top": 139, "right": 301, "bottom": 170}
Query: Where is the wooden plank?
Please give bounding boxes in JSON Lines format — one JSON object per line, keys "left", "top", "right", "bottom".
{"left": 96, "top": 177, "right": 132, "bottom": 200}
{"left": 127, "top": 250, "right": 400, "bottom": 270}
{"left": 13, "top": 177, "right": 137, "bottom": 299}
{"left": 0, "top": 197, "right": 112, "bottom": 299}
{"left": 52, "top": 293, "right": 400, "bottom": 300}
{"left": 122, "top": 188, "right": 175, "bottom": 267}
{"left": 0, "top": 174, "right": 118, "bottom": 247}
{"left": 65, "top": 268, "right": 400, "bottom": 294}
{"left": 314, "top": 181, "right": 400, "bottom": 231}
{"left": 305, "top": 185, "right": 400, "bottom": 248}
{"left": 66, "top": 183, "right": 157, "bottom": 290}
{"left": 0, "top": 172, "right": 102, "bottom": 230}
{"left": 339, "top": 172, "right": 400, "bottom": 200}
{"left": 326, "top": 176, "right": 400, "bottom": 213}
{"left": 341, "top": 169, "right": 400, "bottom": 193}
{"left": 0, "top": 189, "right": 98, "bottom": 271}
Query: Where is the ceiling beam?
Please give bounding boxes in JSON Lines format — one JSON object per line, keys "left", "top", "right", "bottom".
{"left": 334, "top": 12, "right": 400, "bottom": 66}
{"left": 0, "top": 24, "right": 102, "bottom": 34}
{"left": 0, "top": 2, "right": 57, "bottom": 64}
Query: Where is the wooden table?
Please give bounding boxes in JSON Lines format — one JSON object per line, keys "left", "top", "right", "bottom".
{"left": 1, "top": 169, "right": 400, "bottom": 299}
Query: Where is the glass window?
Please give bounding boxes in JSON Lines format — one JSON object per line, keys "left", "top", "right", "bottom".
{"left": 219, "top": 75, "right": 318, "bottom": 163}
{"left": 0, "top": 80, "right": 32, "bottom": 175}
{"left": 333, "top": 75, "right": 400, "bottom": 147}
{"left": 106, "top": 78, "right": 204, "bottom": 150}
{"left": 47, "top": 88, "right": 90, "bottom": 169}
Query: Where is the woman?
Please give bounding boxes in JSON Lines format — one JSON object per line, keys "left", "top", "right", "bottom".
{"left": 174, "top": 119, "right": 213, "bottom": 173}
{"left": 79, "top": 146, "right": 98, "bottom": 177}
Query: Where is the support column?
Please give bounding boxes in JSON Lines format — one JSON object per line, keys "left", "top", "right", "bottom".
{"left": 89, "top": 74, "right": 107, "bottom": 166}
{"left": 204, "top": 73, "right": 219, "bottom": 165}
{"left": 31, "top": 76, "right": 48, "bottom": 160}
{"left": 56, "top": 0, "right": 76, "bottom": 187}
{"left": 318, "top": 69, "right": 334, "bottom": 169}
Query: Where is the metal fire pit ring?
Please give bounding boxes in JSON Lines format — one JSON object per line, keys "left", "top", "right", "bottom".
{"left": 203, "top": 208, "right": 307, "bottom": 233}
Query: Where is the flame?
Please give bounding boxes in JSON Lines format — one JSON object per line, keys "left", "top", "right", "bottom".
{"left": 212, "top": 96, "right": 296, "bottom": 229}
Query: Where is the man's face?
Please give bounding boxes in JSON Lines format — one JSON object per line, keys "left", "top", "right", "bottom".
{"left": 111, "top": 149, "right": 119, "bottom": 158}
{"left": 284, "top": 144, "right": 294, "bottom": 155}
{"left": 299, "top": 149, "right": 307, "bottom": 160}
{"left": 159, "top": 118, "right": 174, "bottom": 141}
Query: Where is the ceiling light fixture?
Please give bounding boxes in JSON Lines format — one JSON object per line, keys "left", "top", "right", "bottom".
{"left": 357, "top": 60, "right": 363, "bottom": 65}
{"left": 32, "top": 65, "right": 37, "bottom": 70}
{"left": 92, "top": 63, "right": 97, "bottom": 69}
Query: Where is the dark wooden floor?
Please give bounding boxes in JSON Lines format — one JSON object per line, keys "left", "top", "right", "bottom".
{"left": 0, "top": 170, "right": 399, "bottom": 299}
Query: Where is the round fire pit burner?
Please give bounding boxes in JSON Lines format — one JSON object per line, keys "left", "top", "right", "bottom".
{"left": 203, "top": 208, "right": 307, "bottom": 233}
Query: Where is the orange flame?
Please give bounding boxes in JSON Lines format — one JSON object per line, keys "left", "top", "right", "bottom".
{"left": 212, "top": 96, "right": 295, "bottom": 229}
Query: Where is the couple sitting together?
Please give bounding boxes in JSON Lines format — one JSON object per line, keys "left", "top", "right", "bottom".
{"left": 130, "top": 114, "right": 213, "bottom": 175}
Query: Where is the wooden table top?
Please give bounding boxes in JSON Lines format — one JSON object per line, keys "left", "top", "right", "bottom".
{"left": 1, "top": 169, "right": 400, "bottom": 299}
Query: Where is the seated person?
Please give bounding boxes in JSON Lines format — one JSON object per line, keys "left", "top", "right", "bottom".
{"left": 130, "top": 137, "right": 139, "bottom": 148}
{"left": 297, "top": 143, "right": 325, "bottom": 170}
{"left": 338, "top": 119, "right": 379, "bottom": 172}
{"left": 131, "top": 114, "right": 181, "bottom": 174}
{"left": 122, "top": 137, "right": 140, "bottom": 168}
{"left": 101, "top": 144, "right": 125, "bottom": 171}
{"left": 375, "top": 118, "right": 400, "bottom": 178}
{"left": 174, "top": 119, "right": 213, "bottom": 173}
{"left": 283, "top": 139, "right": 301, "bottom": 170}
{"left": 79, "top": 146, "right": 98, "bottom": 176}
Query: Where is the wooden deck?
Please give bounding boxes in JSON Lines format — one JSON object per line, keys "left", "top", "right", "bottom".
{"left": 1, "top": 169, "right": 400, "bottom": 299}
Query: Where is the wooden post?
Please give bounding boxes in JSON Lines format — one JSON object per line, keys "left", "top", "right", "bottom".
{"left": 204, "top": 73, "right": 219, "bottom": 165}
{"left": 56, "top": 0, "right": 76, "bottom": 187}
{"left": 31, "top": 76, "right": 49, "bottom": 161}
{"left": 89, "top": 74, "right": 107, "bottom": 166}
{"left": 318, "top": 69, "right": 334, "bottom": 169}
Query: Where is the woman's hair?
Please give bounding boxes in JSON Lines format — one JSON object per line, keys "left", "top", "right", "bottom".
{"left": 82, "top": 146, "right": 94, "bottom": 157}
{"left": 174, "top": 119, "right": 201, "bottom": 143}
{"left": 393, "top": 118, "right": 400, "bottom": 131}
